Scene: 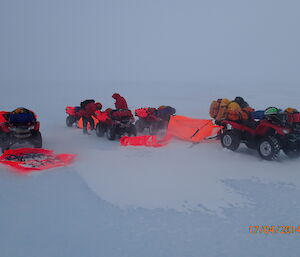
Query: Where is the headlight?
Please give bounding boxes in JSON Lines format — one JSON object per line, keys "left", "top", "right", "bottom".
{"left": 282, "top": 129, "right": 290, "bottom": 134}
{"left": 9, "top": 126, "right": 17, "bottom": 132}
{"left": 227, "top": 124, "right": 233, "bottom": 130}
{"left": 29, "top": 125, "right": 35, "bottom": 130}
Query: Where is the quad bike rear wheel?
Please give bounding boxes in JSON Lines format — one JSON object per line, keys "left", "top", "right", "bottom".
{"left": 149, "top": 123, "right": 159, "bottom": 135}
{"left": 135, "top": 120, "right": 144, "bottom": 133}
{"left": 221, "top": 130, "right": 240, "bottom": 151}
{"left": 66, "top": 116, "right": 76, "bottom": 127}
{"left": 258, "top": 136, "right": 280, "bottom": 160}
{"left": 128, "top": 125, "right": 137, "bottom": 137}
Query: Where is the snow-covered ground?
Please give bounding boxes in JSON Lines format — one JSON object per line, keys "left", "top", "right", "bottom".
{"left": 1, "top": 82, "right": 300, "bottom": 257}
{"left": 1, "top": 0, "right": 300, "bottom": 256}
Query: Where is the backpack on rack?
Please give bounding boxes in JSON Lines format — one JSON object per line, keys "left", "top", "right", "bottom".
{"left": 209, "top": 99, "right": 222, "bottom": 119}
{"left": 9, "top": 108, "right": 36, "bottom": 124}
{"left": 209, "top": 98, "right": 231, "bottom": 121}
{"left": 80, "top": 99, "right": 95, "bottom": 109}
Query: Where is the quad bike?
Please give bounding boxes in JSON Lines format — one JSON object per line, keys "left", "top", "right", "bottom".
{"left": 135, "top": 106, "right": 176, "bottom": 135}
{"left": 135, "top": 108, "right": 164, "bottom": 135}
{"left": 219, "top": 112, "right": 300, "bottom": 160}
{"left": 65, "top": 106, "right": 109, "bottom": 136}
{"left": 106, "top": 109, "right": 136, "bottom": 140}
{"left": 65, "top": 106, "right": 81, "bottom": 127}
{"left": 0, "top": 109, "right": 42, "bottom": 153}
{"left": 94, "top": 111, "right": 112, "bottom": 137}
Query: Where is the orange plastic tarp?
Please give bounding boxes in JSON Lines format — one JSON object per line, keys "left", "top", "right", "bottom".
{"left": 120, "top": 115, "right": 221, "bottom": 147}
{"left": 120, "top": 134, "right": 172, "bottom": 147}
{"left": 77, "top": 116, "right": 99, "bottom": 130}
{"left": 167, "top": 115, "right": 221, "bottom": 142}
{"left": 77, "top": 111, "right": 109, "bottom": 129}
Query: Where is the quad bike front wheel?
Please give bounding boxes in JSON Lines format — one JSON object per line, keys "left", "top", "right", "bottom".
{"left": 258, "top": 136, "right": 280, "bottom": 160}
{"left": 96, "top": 123, "right": 107, "bottom": 137}
{"left": 106, "top": 126, "right": 116, "bottom": 141}
{"left": 221, "top": 130, "right": 240, "bottom": 151}
{"left": 30, "top": 131, "right": 43, "bottom": 148}
{"left": 0, "top": 133, "right": 11, "bottom": 153}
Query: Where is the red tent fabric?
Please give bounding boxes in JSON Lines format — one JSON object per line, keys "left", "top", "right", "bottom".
{"left": 0, "top": 148, "right": 76, "bottom": 173}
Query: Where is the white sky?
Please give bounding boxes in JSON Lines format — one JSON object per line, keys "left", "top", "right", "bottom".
{"left": 1, "top": 0, "right": 299, "bottom": 86}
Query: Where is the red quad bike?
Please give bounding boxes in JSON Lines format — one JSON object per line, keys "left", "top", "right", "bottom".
{"left": 65, "top": 106, "right": 81, "bottom": 127}
{"left": 0, "top": 109, "right": 42, "bottom": 153}
{"left": 135, "top": 106, "right": 176, "bottom": 135}
{"left": 106, "top": 109, "right": 136, "bottom": 140}
{"left": 94, "top": 111, "right": 112, "bottom": 137}
{"left": 65, "top": 107, "right": 110, "bottom": 135}
{"left": 219, "top": 113, "right": 300, "bottom": 160}
{"left": 135, "top": 108, "right": 164, "bottom": 135}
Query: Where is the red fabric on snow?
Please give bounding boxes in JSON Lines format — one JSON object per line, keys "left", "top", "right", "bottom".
{"left": 0, "top": 148, "right": 76, "bottom": 173}
{"left": 120, "top": 116, "right": 222, "bottom": 147}
{"left": 120, "top": 134, "right": 172, "bottom": 147}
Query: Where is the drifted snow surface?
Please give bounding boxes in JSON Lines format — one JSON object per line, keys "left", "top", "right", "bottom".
{"left": 1, "top": 82, "right": 300, "bottom": 257}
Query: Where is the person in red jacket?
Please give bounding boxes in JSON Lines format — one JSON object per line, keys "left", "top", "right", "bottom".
{"left": 112, "top": 93, "right": 128, "bottom": 110}
{"left": 78, "top": 101, "right": 102, "bottom": 134}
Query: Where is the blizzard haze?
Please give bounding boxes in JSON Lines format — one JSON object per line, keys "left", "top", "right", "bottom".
{"left": 1, "top": 0, "right": 300, "bottom": 86}
{"left": 1, "top": 1, "right": 300, "bottom": 257}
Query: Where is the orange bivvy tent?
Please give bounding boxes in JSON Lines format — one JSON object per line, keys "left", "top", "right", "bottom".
{"left": 120, "top": 115, "right": 221, "bottom": 147}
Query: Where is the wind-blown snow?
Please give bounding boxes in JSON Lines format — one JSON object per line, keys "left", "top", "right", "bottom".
{"left": 1, "top": 82, "right": 300, "bottom": 257}
{"left": 1, "top": 0, "right": 300, "bottom": 256}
